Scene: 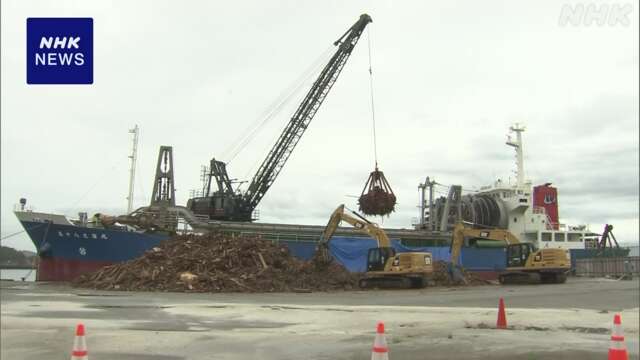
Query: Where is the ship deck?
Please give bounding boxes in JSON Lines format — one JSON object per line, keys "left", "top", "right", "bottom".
{"left": 199, "top": 219, "right": 453, "bottom": 246}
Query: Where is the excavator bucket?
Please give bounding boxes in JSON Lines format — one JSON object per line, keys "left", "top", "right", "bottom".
{"left": 358, "top": 168, "right": 396, "bottom": 216}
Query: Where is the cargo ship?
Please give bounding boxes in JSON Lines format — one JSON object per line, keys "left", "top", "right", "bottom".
{"left": 11, "top": 199, "right": 452, "bottom": 279}
{"left": 417, "top": 124, "right": 598, "bottom": 250}
{"left": 14, "top": 125, "right": 599, "bottom": 282}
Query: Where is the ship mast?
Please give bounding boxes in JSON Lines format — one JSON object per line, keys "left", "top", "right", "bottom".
{"left": 126, "top": 125, "right": 139, "bottom": 213}
{"left": 506, "top": 123, "right": 525, "bottom": 188}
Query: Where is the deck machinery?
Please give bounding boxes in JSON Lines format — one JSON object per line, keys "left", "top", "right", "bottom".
{"left": 187, "top": 14, "right": 372, "bottom": 221}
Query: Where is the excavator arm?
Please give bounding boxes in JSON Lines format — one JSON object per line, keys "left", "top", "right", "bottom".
{"left": 317, "top": 204, "right": 390, "bottom": 262}
{"left": 448, "top": 222, "right": 522, "bottom": 284}
{"left": 450, "top": 223, "right": 466, "bottom": 267}
{"left": 450, "top": 222, "right": 520, "bottom": 266}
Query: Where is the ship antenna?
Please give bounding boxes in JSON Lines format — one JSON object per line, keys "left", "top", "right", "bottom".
{"left": 506, "top": 123, "right": 526, "bottom": 188}
{"left": 126, "top": 125, "right": 139, "bottom": 214}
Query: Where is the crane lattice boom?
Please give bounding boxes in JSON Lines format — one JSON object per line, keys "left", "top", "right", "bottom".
{"left": 187, "top": 14, "right": 372, "bottom": 221}
{"left": 244, "top": 14, "right": 372, "bottom": 210}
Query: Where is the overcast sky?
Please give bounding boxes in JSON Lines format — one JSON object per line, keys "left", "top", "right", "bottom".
{"left": 1, "top": 0, "right": 638, "bottom": 251}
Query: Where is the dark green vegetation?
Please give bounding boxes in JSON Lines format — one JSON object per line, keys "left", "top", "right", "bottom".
{"left": 0, "top": 246, "right": 35, "bottom": 268}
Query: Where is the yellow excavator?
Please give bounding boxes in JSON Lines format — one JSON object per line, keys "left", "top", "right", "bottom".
{"left": 318, "top": 205, "right": 434, "bottom": 289}
{"left": 450, "top": 222, "right": 571, "bottom": 284}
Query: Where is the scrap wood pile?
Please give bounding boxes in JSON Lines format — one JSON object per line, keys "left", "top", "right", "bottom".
{"left": 73, "top": 232, "right": 359, "bottom": 293}
{"left": 431, "top": 260, "right": 489, "bottom": 286}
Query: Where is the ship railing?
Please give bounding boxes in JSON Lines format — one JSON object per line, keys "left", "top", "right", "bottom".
{"left": 554, "top": 223, "right": 588, "bottom": 232}
{"left": 533, "top": 206, "right": 556, "bottom": 230}
{"left": 193, "top": 214, "right": 210, "bottom": 222}
{"left": 228, "top": 230, "right": 321, "bottom": 244}
{"left": 532, "top": 207, "right": 583, "bottom": 233}
{"left": 541, "top": 223, "right": 577, "bottom": 232}
{"left": 189, "top": 189, "right": 206, "bottom": 198}
{"left": 555, "top": 223, "right": 571, "bottom": 231}
{"left": 13, "top": 204, "right": 34, "bottom": 212}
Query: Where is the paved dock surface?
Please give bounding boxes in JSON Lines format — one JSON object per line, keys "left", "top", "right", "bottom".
{"left": 1, "top": 277, "right": 638, "bottom": 359}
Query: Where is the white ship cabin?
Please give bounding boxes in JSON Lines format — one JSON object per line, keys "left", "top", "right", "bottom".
{"left": 476, "top": 124, "right": 593, "bottom": 250}
{"left": 478, "top": 180, "right": 590, "bottom": 250}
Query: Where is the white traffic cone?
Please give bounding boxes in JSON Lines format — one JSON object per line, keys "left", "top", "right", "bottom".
{"left": 70, "top": 323, "right": 88, "bottom": 360}
{"left": 371, "top": 321, "right": 389, "bottom": 360}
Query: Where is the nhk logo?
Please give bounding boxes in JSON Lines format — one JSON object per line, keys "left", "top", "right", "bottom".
{"left": 36, "top": 37, "right": 84, "bottom": 65}
{"left": 27, "top": 18, "right": 93, "bottom": 84}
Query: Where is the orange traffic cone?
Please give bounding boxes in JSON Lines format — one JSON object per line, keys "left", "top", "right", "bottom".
{"left": 496, "top": 297, "right": 507, "bottom": 329}
{"left": 371, "top": 321, "right": 389, "bottom": 360}
{"left": 608, "top": 314, "right": 628, "bottom": 360}
{"left": 70, "top": 323, "right": 88, "bottom": 360}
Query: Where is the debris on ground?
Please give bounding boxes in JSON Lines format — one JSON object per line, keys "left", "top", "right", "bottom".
{"left": 431, "top": 260, "right": 490, "bottom": 286}
{"left": 73, "top": 233, "right": 490, "bottom": 292}
{"left": 74, "top": 233, "right": 360, "bottom": 293}
{"left": 358, "top": 168, "right": 396, "bottom": 216}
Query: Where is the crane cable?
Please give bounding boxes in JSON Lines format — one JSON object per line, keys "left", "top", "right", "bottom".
{"left": 1, "top": 222, "right": 48, "bottom": 242}
{"left": 367, "top": 27, "right": 378, "bottom": 168}
{"left": 236, "top": 45, "right": 338, "bottom": 186}
{"left": 1, "top": 230, "right": 26, "bottom": 241}
{"left": 222, "top": 45, "right": 335, "bottom": 165}
{"left": 64, "top": 158, "right": 128, "bottom": 211}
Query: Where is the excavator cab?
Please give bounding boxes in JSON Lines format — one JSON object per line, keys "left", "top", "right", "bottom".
{"left": 366, "top": 247, "right": 396, "bottom": 271}
{"left": 501, "top": 242, "right": 570, "bottom": 284}
{"left": 506, "top": 243, "right": 537, "bottom": 268}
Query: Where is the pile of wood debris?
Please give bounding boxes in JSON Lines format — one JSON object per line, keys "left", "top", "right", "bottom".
{"left": 431, "top": 260, "right": 490, "bottom": 286}
{"left": 74, "top": 232, "right": 359, "bottom": 293}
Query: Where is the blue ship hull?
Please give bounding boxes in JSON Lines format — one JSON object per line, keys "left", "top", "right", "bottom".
{"left": 20, "top": 220, "right": 168, "bottom": 281}
{"left": 19, "top": 218, "right": 543, "bottom": 282}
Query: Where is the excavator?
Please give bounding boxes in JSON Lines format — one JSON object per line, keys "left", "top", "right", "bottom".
{"left": 449, "top": 222, "right": 571, "bottom": 284}
{"left": 317, "top": 205, "right": 434, "bottom": 289}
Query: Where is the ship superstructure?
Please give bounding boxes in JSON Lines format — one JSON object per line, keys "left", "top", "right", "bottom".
{"left": 420, "top": 124, "right": 596, "bottom": 250}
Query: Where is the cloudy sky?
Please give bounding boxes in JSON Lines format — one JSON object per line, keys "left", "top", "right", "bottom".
{"left": 1, "top": 0, "right": 638, "bottom": 251}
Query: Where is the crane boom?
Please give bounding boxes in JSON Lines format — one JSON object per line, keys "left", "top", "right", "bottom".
{"left": 188, "top": 14, "right": 372, "bottom": 221}
{"left": 243, "top": 14, "right": 372, "bottom": 210}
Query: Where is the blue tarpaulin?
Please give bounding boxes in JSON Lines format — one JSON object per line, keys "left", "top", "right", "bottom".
{"left": 280, "top": 241, "right": 317, "bottom": 260}
{"left": 281, "top": 237, "right": 507, "bottom": 273}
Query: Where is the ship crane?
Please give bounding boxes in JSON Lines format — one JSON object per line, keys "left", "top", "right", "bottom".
{"left": 187, "top": 14, "right": 372, "bottom": 221}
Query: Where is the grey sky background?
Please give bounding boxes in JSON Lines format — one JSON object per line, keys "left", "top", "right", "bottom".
{"left": 1, "top": 0, "right": 638, "bottom": 251}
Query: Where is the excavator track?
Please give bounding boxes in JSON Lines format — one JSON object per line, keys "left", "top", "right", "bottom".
{"left": 359, "top": 276, "right": 427, "bottom": 289}
{"left": 498, "top": 272, "right": 541, "bottom": 285}
{"left": 499, "top": 271, "right": 567, "bottom": 285}
{"left": 542, "top": 272, "right": 567, "bottom": 284}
